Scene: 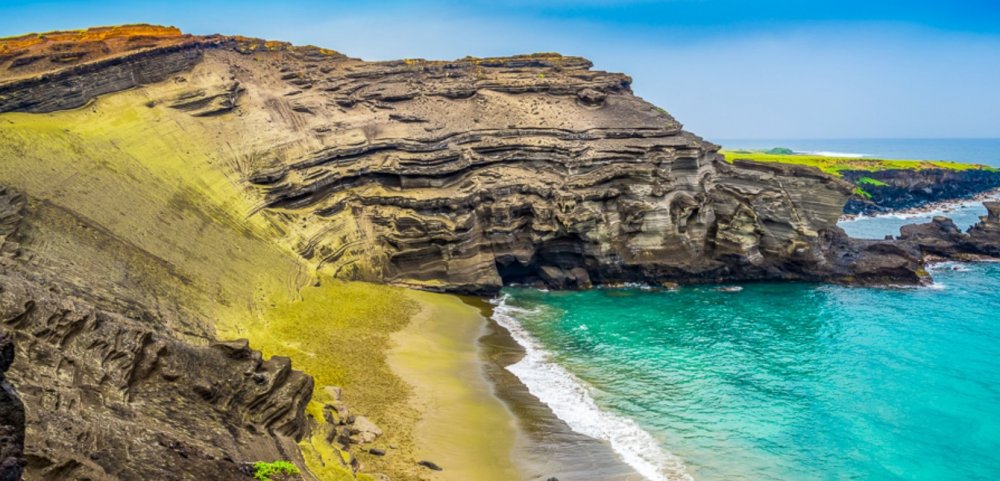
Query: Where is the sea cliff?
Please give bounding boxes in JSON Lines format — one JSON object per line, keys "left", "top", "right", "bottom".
{"left": 2, "top": 24, "right": 999, "bottom": 481}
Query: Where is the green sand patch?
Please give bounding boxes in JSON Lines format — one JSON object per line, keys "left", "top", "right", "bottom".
{"left": 721, "top": 150, "right": 995, "bottom": 176}
{"left": 387, "top": 291, "right": 521, "bottom": 481}
{"left": 223, "top": 280, "right": 420, "bottom": 480}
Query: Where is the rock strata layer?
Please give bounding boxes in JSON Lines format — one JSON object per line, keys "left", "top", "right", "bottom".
{"left": 3, "top": 23, "right": 999, "bottom": 481}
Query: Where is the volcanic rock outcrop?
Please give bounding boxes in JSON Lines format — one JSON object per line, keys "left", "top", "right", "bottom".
{"left": 0, "top": 24, "right": 932, "bottom": 293}
{"left": 5, "top": 23, "right": 988, "bottom": 481}
{"left": 843, "top": 169, "right": 1000, "bottom": 215}
{"left": 0, "top": 186, "right": 317, "bottom": 480}
{"left": 897, "top": 201, "right": 1000, "bottom": 260}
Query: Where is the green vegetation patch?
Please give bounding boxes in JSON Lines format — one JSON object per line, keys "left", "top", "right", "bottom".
{"left": 856, "top": 176, "right": 889, "bottom": 187}
{"left": 254, "top": 461, "right": 300, "bottom": 481}
{"left": 721, "top": 149, "right": 996, "bottom": 176}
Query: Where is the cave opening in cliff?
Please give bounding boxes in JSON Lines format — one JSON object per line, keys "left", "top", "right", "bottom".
{"left": 494, "top": 235, "right": 592, "bottom": 288}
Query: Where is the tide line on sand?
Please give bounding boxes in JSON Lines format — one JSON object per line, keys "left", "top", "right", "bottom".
{"left": 490, "top": 294, "right": 694, "bottom": 481}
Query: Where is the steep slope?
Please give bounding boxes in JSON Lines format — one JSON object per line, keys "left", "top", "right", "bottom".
{"left": 0, "top": 26, "right": 425, "bottom": 481}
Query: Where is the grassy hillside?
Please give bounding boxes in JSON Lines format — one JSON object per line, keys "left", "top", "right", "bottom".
{"left": 721, "top": 149, "right": 996, "bottom": 176}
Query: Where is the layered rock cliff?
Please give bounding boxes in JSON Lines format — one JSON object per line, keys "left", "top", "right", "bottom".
{"left": 0, "top": 186, "right": 319, "bottom": 481}
{"left": 0, "top": 24, "right": 929, "bottom": 294}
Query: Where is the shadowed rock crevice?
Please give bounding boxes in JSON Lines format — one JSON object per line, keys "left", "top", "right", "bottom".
{"left": 0, "top": 332, "right": 25, "bottom": 481}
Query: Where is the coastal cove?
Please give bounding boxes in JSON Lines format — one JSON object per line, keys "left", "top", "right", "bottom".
{"left": 493, "top": 261, "right": 1000, "bottom": 481}
{"left": 1, "top": 21, "right": 999, "bottom": 481}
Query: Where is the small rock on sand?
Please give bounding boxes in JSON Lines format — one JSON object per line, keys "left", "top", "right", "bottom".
{"left": 417, "top": 460, "right": 443, "bottom": 471}
{"left": 352, "top": 416, "right": 382, "bottom": 443}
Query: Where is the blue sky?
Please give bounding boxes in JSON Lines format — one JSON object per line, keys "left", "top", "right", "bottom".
{"left": 2, "top": 0, "right": 999, "bottom": 139}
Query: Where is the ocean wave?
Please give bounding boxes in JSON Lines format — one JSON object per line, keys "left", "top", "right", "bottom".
{"left": 800, "top": 150, "right": 869, "bottom": 158}
{"left": 840, "top": 191, "right": 1000, "bottom": 223}
{"left": 491, "top": 294, "right": 694, "bottom": 481}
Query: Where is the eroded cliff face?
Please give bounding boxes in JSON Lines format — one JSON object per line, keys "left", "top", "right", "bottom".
{"left": 842, "top": 169, "right": 1000, "bottom": 215}
{"left": 0, "top": 24, "right": 915, "bottom": 294}
{"left": 0, "top": 187, "right": 319, "bottom": 481}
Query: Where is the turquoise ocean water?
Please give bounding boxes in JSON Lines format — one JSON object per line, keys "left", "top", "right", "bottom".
{"left": 497, "top": 264, "right": 1000, "bottom": 481}
{"left": 494, "top": 140, "right": 1000, "bottom": 481}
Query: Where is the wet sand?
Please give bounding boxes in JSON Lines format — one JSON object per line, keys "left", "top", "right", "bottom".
{"left": 478, "top": 302, "right": 647, "bottom": 481}
{"left": 389, "top": 290, "right": 644, "bottom": 481}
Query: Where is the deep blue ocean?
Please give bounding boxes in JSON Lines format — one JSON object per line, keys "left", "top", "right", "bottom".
{"left": 494, "top": 140, "right": 1000, "bottom": 481}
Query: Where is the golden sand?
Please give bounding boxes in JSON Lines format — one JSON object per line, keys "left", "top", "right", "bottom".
{"left": 389, "top": 291, "right": 522, "bottom": 481}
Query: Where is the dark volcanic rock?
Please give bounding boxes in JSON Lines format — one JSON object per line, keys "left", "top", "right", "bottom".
{"left": 843, "top": 169, "right": 1000, "bottom": 215}
{"left": 0, "top": 42, "right": 205, "bottom": 113}
{"left": 0, "top": 333, "right": 25, "bottom": 481}
{"left": 898, "top": 201, "right": 1000, "bottom": 260}
{"left": 3, "top": 23, "right": 997, "bottom": 481}
{"left": 0, "top": 275, "right": 314, "bottom": 481}
{"left": 822, "top": 229, "right": 928, "bottom": 284}
{"left": 0, "top": 187, "right": 314, "bottom": 481}
{"left": 966, "top": 201, "right": 1000, "bottom": 256}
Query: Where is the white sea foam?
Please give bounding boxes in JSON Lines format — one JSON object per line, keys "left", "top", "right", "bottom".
{"left": 800, "top": 150, "right": 869, "bottom": 158}
{"left": 840, "top": 191, "right": 1000, "bottom": 224}
{"left": 927, "top": 261, "right": 971, "bottom": 272}
{"left": 491, "top": 295, "right": 694, "bottom": 481}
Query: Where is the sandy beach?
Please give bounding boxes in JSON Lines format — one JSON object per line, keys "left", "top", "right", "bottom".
{"left": 388, "top": 290, "right": 521, "bottom": 481}
{"left": 389, "top": 290, "right": 644, "bottom": 481}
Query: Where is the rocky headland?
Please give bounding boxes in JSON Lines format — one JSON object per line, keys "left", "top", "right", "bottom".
{"left": 721, "top": 150, "right": 1000, "bottom": 216}
{"left": 842, "top": 169, "right": 1000, "bottom": 215}
{"left": 1, "top": 24, "right": 999, "bottom": 481}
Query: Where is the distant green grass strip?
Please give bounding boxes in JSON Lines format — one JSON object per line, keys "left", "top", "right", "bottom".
{"left": 721, "top": 150, "right": 996, "bottom": 176}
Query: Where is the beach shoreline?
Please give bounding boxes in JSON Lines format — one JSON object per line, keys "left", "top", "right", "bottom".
{"left": 387, "top": 290, "right": 645, "bottom": 481}
{"left": 386, "top": 290, "right": 521, "bottom": 481}
{"left": 479, "top": 298, "right": 648, "bottom": 481}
